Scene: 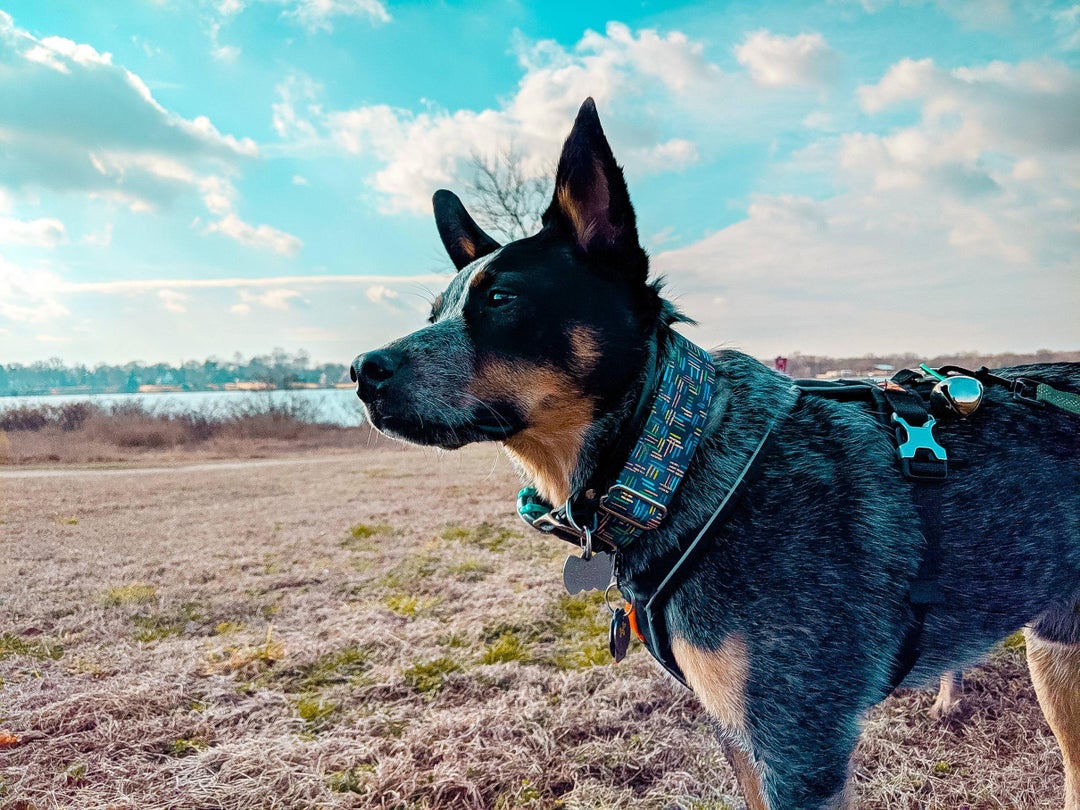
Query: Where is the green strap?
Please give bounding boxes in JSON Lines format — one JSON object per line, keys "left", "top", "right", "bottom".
{"left": 1036, "top": 383, "right": 1080, "bottom": 416}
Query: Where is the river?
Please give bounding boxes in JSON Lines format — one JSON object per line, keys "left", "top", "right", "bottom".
{"left": 0, "top": 387, "right": 367, "bottom": 427}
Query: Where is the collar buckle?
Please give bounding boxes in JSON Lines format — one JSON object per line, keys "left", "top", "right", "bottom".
{"left": 598, "top": 484, "right": 668, "bottom": 532}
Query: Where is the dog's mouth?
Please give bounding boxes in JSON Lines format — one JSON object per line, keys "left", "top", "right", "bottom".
{"left": 362, "top": 399, "right": 522, "bottom": 449}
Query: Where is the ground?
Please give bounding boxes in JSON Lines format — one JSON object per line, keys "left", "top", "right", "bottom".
{"left": 0, "top": 440, "right": 1066, "bottom": 809}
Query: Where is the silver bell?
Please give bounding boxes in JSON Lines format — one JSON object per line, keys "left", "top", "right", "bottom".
{"left": 930, "top": 375, "right": 984, "bottom": 418}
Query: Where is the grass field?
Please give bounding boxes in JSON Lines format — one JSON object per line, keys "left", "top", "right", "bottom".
{"left": 0, "top": 439, "right": 1066, "bottom": 809}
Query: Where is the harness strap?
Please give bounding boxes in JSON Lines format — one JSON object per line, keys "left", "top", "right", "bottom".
{"left": 619, "top": 413, "right": 786, "bottom": 686}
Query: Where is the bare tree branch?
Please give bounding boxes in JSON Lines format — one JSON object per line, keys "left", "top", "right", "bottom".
{"left": 465, "top": 143, "right": 552, "bottom": 242}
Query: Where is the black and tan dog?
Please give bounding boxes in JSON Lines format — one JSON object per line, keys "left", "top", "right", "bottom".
{"left": 352, "top": 99, "right": 1080, "bottom": 809}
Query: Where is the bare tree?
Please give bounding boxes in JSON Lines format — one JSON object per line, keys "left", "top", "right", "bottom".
{"left": 466, "top": 144, "right": 553, "bottom": 242}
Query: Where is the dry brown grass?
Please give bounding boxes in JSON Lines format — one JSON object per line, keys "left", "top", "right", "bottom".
{"left": 0, "top": 444, "right": 1065, "bottom": 809}
{"left": 0, "top": 401, "right": 387, "bottom": 465}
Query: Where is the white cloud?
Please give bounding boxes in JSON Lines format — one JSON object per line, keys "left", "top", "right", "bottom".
{"left": 208, "top": 22, "right": 241, "bottom": 62}
{"left": 846, "top": 58, "right": 1080, "bottom": 201}
{"left": 59, "top": 272, "right": 447, "bottom": 294}
{"left": 735, "top": 30, "right": 838, "bottom": 88}
{"left": 204, "top": 213, "right": 304, "bottom": 256}
{"left": 852, "top": 0, "right": 1012, "bottom": 30}
{"left": 630, "top": 138, "right": 699, "bottom": 172}
{"left": 237, "top": 287, "right": 306, "bottom": 309}
{"left": 292, "top": 174, "right": 310, "bottom": 186}
{"left": 80, "top": 223, "right": 113, "bottom": 247}
{"left": 284, "top": 0, "right": 390, "bottom": 32}
{"left": 365, "top": 283, "right": 400, "bottom": 305}
{"left": 0, "top": 13, "right": 297, "bottom": 257}
{"left": 272, "top": 74, "right": 322, "bottom": 140}
{"left": 197, "top": 174, "right": 304, "bottom": 256}
{"left": 0, "top": 255, "right": 69, "bottom": 322}
{"left": 655, "top": 55, "right": 1080, "bottom": 356}
{"left": 0, "top": 216, "right": 66, "bottom": 246}
{"left": 287, "top": 23, "right": 720, "bottom": 213}
{"left": 0, "top": 16, "right": 256, "bottom": 208}
{"left": 157, "top": 289, "right": 188, "bottom": 313}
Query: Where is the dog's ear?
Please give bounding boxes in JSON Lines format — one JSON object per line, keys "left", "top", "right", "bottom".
{"left": 544, "top": 98, "right": 644, "bottom": 278}
{"left": 433, "top": 190, "right": 501, "bottom": 271}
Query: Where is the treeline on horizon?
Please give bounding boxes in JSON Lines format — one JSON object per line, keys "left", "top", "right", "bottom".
{"left": 2, "top": 347, "right": 1077, "bottom": 397}
{"left": 782, "top": 348, "right": 1079, "bottom": 379}
{"left": 1, "top": 348, "right": 350, "bottom": 397}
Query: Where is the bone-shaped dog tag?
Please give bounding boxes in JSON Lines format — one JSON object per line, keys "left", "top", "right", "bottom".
{"left": 562, "top": 551, "right": 614, "bottom": 594}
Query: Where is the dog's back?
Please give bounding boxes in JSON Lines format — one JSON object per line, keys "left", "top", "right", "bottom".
{"left": 918, "top": 362, "right": 1080, "bottom": 674}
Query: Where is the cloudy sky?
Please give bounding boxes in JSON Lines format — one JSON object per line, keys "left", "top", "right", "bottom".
{"left": 1, "top": 0, "right": 1078, "bottom": 366}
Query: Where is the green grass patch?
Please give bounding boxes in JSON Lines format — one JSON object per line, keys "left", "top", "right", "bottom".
{"left": 342, "top": 522, "right": 394, "bottom": 550}
{"left": 378, "top": 551, "right": 440, "bottom": 590}
{"left": 495, "top": 778, "right": 544, "bottom": 809}
{"left": 481, "top": 631, "right": 530, "bottom": 665}
{"left": 296, "top": 695, "right": 338, "bottom": 728}
{"left": 167, "top": 738, "right": 209, "bottom": 758}
{"left": 440, "top": 521, "right": 520, "bottom": 552}
{"left": 259, "top": 644, "right": 373, "bottom": 693}
{"left": 437, "top": 631, "right": 469, "bottom": 649}
{"left": 383, "top": 593, "right": 439, "bottom": 618}
{"left": 131, "top": 602, "right": 206, "bottom": 642}
{"left": 0, "top": 632, "right": 64, "bottom": 661}
{"left": 100, "top": 582, "right": 158, "bottom": 606}
{"left": 327, "top": 763, "right": 375, "bottom": 794}
{"left": 544, "top": 592, "right": 612, "bottom": 671}
{"left": 62, "top": 761, "right": 87, "bottom": 785}
{"left": 403, "top": 656, "right": 461, "bottom": 694}
{"left": 446, "top": 558, "right": 494, "bottom": 582}
{"left": 1001, "top": 630, "right": 1026, "bottom": 653}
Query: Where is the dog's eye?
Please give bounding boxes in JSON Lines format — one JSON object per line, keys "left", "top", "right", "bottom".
{"left": 487, "top": 290, "right": 517, "bottom": 307}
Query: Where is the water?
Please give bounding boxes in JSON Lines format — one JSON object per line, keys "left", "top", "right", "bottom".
{"left": 0, "top": 388, "right": 368, "bottom": 427}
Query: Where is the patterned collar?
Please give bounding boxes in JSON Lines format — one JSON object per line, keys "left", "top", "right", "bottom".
{"left": 518, "top": 330, "right": 716, "bottom": 550}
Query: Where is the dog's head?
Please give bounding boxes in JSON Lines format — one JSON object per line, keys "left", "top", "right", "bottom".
{"left": 353, "top": 99, "right": 675, "bottom": 503}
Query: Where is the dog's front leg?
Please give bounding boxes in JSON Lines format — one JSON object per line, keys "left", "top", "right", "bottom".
{"left": 674, "top": 634, "right": 859, "bottom": 809}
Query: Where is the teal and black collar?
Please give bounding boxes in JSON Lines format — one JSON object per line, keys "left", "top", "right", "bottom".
{"left": 517, "top": 329, "right": 716, "bottom": 552}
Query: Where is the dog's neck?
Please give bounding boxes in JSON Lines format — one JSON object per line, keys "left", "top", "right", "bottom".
{"left": 504, "top": 325, "right": 668, "bottom": 506}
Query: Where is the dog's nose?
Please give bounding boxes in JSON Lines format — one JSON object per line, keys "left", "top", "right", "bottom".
{"left": 352, "top": 349, "right": 403, "bottom": 396}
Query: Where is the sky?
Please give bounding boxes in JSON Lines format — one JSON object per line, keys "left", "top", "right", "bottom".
{"left": 0, "top": 0, "right": 1078, "bottom": 367}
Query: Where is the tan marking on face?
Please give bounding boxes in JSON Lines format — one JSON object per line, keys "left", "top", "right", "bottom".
{"left": 469, "top": 359, "right": 595, "bottom": 504}
{"left": 567, "top": 325, "right": 602, "bottom": 376}
{"left": 469, "top": 267, "right": 487, "bottom": 289}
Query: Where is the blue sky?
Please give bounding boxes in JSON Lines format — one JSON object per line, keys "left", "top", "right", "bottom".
{"left": 1, "top": 0, "right": 1077, "bottom": 366}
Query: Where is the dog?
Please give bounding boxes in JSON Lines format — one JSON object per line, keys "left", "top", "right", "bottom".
{"left": 352, "top": 98, "right": 1080, "bottom": 809}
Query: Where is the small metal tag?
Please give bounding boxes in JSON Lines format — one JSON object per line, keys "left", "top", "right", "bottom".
{"left": 609, "top": 606, "right": 630, "bottom": 663}
{"left": 562, "top": 551, "right": 614, "bottom": 594}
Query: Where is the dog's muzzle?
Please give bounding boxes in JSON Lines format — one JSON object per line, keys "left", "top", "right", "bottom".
{"left": 352, "top": 349, "right": 404, "bottom": 403}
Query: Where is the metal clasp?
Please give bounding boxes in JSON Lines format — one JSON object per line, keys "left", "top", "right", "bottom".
{"left": 598, "top": 484, "right": 668, "bottom": 531}
{"left": 892, "top": 413, "right": 948, "bottom": 480}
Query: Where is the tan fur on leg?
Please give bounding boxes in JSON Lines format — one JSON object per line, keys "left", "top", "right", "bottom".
{"left": 930, "top": 671, "right": 963, "bottom": 720}
{"left": 721, "top": 740, "right": 770, "bottom": 810}
{"left": 1026, "top": 629, "right": 1080, "bottom": 810}
{"left": 674, "top": 635, "right": 773, "bottom": 809}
